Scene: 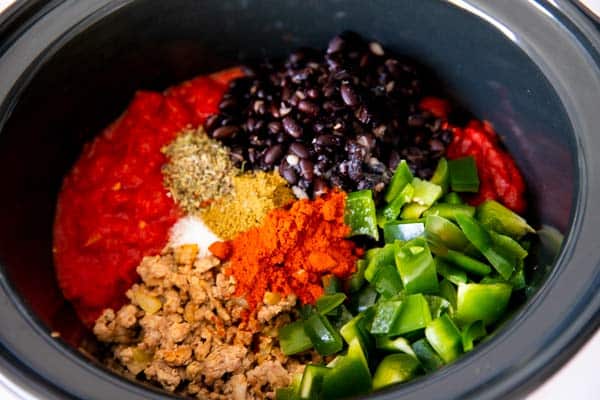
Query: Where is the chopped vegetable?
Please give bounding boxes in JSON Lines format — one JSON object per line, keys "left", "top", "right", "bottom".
{"left": 425, "top": 214, "right": 469, "bottom": 252}
{"left": 385, "top": 160, "right": 414, "bottom": 203}
{"left": 371, "top": 265, "right": 403, "bottom": 299}
{"left": 304, "top": 313, "right": 344, "bottom": 356}
{"left": 345, "top": 189, "right": 379, "bottom": 240}
{"left": 412, "top": 178, "right": 443, "bottom": 206}
{"left": 388, "top": 294, "right": 432, "bottom": 336}
{"left": 376, "top": 336, "right": 416, "bottom": 356}
{"left": 435, "top": 258, "right": 467, "bottom": 285}
{"left": 430, "top": 158, "right": 449, "bottom": 194}
{"left": 423, "top": 203, "right": 475, "bottom": 222}
{"left": 395, "top": 238, "right": 439, "bottom": 294}
{"left": 425, "top": 314, "right": 463, "bottom": 363}
{"left": 321, "top": 338, "right": 372, "bottom": 399}
{"left": 412, "top": 338, "right": 445, "bottom": 372}
{"left": 316, "top": 293, "right": 347, "bottom": 315}
{"left": 372, "top": 354, "right": 421, "bottom": 390}
{"left": 279, "top": 320, "right": 314, "bottom": 355}
{"left": 383, "top": 220, "right": 424, "bottom": 243}
{"left": 448, "top": 156, "right": 480, "bottom": 192}
{"left": 298, "top": 365, "right": 330, "bottom": 399}
{"left": 455, "top": 282, "right": 512, "bottom": 326}
{"left": 441, "top": 249, "right": 492, "bottom": 276}
{"left": 370, "top": 300, "right": 404, "bottom": 335}
{"left": 400, "top": 203, "right": 430, "bottom": 220}
{"left": 477, "top": 200, "right": 534, "bottom": 239}
{"left": 462, "top": 321, "right": 487, "bottom": 352}
{"left": 379, "top": 183, "right": 414, "bottom": 225}
{"left": 365, "top": 242, "right": 398, "bottom": 282}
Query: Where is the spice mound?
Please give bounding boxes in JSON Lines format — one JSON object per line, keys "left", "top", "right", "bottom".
{"left": 94, "top": 245, "right": 317, "bottom": 400}
{"left": 210, "top": 190, "right": 363, "bottom": 310}
{"left": 162, "top": 127, "right": 239, "bottom": 213}
{"left": 201, "top": 171, "right": 296, "bottom": 240}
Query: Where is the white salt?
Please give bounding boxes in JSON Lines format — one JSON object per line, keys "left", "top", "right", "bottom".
{"left": 169, "top": 215, "right": 220, "bottom": 258}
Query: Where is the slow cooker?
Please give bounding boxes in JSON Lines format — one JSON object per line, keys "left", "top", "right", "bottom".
{"left": 0, "top": 1, "right": 599, "bottom": 399}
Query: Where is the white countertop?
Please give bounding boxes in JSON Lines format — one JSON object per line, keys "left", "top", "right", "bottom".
{"left": 0, "top": 0, "right": 598, "bottom": 398}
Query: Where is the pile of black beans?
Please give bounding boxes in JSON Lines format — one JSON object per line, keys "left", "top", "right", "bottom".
{"left": 206, "top": 32, "right": 453, "bottom": 199}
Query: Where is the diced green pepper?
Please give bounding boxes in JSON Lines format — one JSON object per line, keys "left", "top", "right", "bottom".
{"left": 275, "top": 387, "right": 297, "bottom": 400}
{"left": 425, "top": 314, "right": 463, "bottom": 363}
{"left": 477, "top": 200, "right": 534, "bottom": 239}
{"left": 441, "top": 249, "right": 492, "bottom": 276}
{"left": 372, "top": 265, "right": 403, "bottom": 299}
{"left": 322, "top": 275, "right": 342, "bottom": 295}
{"left": 345, "top": 190, "right": 379, "bottom": 240}
{"left": 412, "top": 338, "right": 445, "bottom": 372}
{"left": 349, "top": 285, "right": 379, "bottom": 314}
{"left": 439, "top": 279, "right": 458, "bottom": 312}
{"left": 375, "top": 336, "right": 416, "bottom": 357}
{"left": 431, "top": 158, "right": 449, "bottom": 194}
{"left": 425, "top": 215, "right": 469, "bottom": 252}
{"left": 509, "top": 261, "right": 527, "bottom": 290}
{"left": 316, "top": 293, "right": 347, "bottom": 315}
{"left": 412, "top": 178, "right": 443, "bottom": 206}
{"left": 347, "top": 259, "right": 367, "bottom": 293}
{"left": 462, "top": 320, "right": 487, "bottom": 352}
{"left": 365, "top": 242, "right": 398, "bottom": 282}
{"left": 388, "top": 294, "right": 432, "bottom": 336}
{"left": 321, "top": 338, "right": 372, "bottom": 399}
{"left": 448, "top": 156, "right": 479, "bottom": 192}
{"left": 443, "top": 192, "right": 463, "bottom": 205}
{"left": 455, "top": 214, "right": 515, "bottom": 279}
{"left": 435, "top": 258, "right": 467, "bottom": 285}
{"left": 340, "top": 310, "right": 374, "bottom": 354}
{"left": 370, "top": 300, "right": 403, "bottom": 335}
{"left": 304, "top": 314, "right": 344, "bottom": 356}
{"left": 395, "top": 238, "right": 439, "bottom": 295}
{"left": 489, "top": 231, "right": 528, "bottom": 260}
{"left": 372, "top": 354, "right": 421, "bottom": 390}
{"left": 400, "top": 203, "right": 430, "bottom": 220}
{"left": 425, "top": 295, "right": 452, "bottom": 318}
{"left": 378, "top": 184, "right": 414, "bottom": 225}
{"left": 383, "top": 221, "right": 424, "bottom": 243}
{"left": 455, "top": 282, "right": 512, "bottom": 326}
{"left": 423, "top": 203, "right": 475, "bottom": 222}
{"left": 385, "top": 160, "right": 414, "bottom": 203}
{"left": 279, "top": 320, "right": 314, "bottom": 355}
{"left": 298, "top": 365, "right": 330, "bottom": 399}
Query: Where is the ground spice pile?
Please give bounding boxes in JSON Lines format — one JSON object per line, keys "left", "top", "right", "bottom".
{"left": 162, "top": 127, "right": 239, "bottom": 213}
{"left": 201, "top": 171, "right": 296, "bottom": 239}
{"left": 209, "top": 190, "right": 363, "bottom": 311}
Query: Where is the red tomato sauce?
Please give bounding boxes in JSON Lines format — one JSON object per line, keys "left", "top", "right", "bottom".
{"left": 420, "top": 97, "right": 527, "bottom": 213}
{"left": 53, "top": 69, "right": 243, "bottom": 325}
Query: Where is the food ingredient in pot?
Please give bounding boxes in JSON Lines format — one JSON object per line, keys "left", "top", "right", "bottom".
{"left": 94, "top": 245, "right": 318, "bottom": 400}
{"left": 54, "top": 69, "right": 243, "bottom": 325}
{"left": 207, "top": 32, "right": 453, "bottom": 199}
{"left": 201, "top": 170, "right": 295, "bottom": 239}
{"left": 168, "top": 215, "right": 220, "bottom": 258}
{"left": 210, "top": 190, "right": 362, "bottom": 311}
{"left": 162, "top": 127, "right": 239, "bottom": 213}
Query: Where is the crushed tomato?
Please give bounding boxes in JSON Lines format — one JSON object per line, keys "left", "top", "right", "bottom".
{"left": 53, "top": 69, "right": 243, "bottom": 325}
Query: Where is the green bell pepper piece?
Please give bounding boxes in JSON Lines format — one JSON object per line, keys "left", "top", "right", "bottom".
{"left": 400, "top": 203, "right": 430, "bottom": 220}
{"left": 340, "top": 309, "right": 374, "bottom": 354}
{"left": 441, "top": 249, "right": 492, "bottom": 276}
{"left": 375, "top": 336, "right": 416, "bottom": 357}
{"left": 448, "top": 156, "right": 479, "bottom": 192}
{"left": 462, "top": 320, "right": 487, "bottom": 352}
{"left": 388, "top": 293, "right": 432, "bottom": 336}
{"left": 439, "top": 279, "right": 458, "bottom": 312}
{"left": 423, "top": 203, "right": 476, "bottom": 222}
{"left": 345, "top": 190, "right": 379, "bottom": 240}
{"left": 431, "top": 158, "right": 449, "bottom": 194}
{"left": 425, "top": 294, "right": 452, "bottom": 318}
{"left": 509, "top": 260, "right": 527, "bottom": 290}
{"left": 347, "top": 259, "right": 367, "bottom": 293}
{"left": 321, "top": 338, "right": 372, "bottom": 399}
{"left": 279, "top": 320, "right": 314, "bottom": 356}
{"left": 275, "top": 387, "right": 297, "bottom": 400}
{"left": 316, "top": 293, "right": 347, "bottom": 315}
{"left": 365, "top": 242, "right": 398, "bottom": 282}
{"left": 489, "top": 231, "right": 528, "bottom": 260}
{"left": 412, "top": 178, "right": 443, "bottom": 206}
{"left": 304, "top": 313, "right": 344, "bottom": 356}
{"left": 383, "top": 221, "right": 424, "bottom": 243}
{"left": 298, "top": 365, "right": 330, "bottom": 399}
{"left": 385, "top": 160, "right": 414, "bottom": 203}
{"left": 412, "top": 338, "right": 445, "bottom": 372}
{"left": 425, "top": 314, "right": 463, "bottom": 363}
{"left": 425, "top": 215, "right": 469, "bottom": 252}
{"left": 322, "top": 275, "right": 342, "bottom": 295}
{"left": 456, "top": 282, "right": 512, "bottom": 326}
{"left": 349, "top": 285, "right": 379, "bottom": 314}
{"left": 370, "top": 300, "right": 404, "bottom": 335}
{"left": 372, "top": 264, "right": 403, "bottom": 299}
{"left": 372, "top": 354, "right": 421, "bottom": 390}
{"left": 395, "top": 238, "right": 439, "bottom": 294}
{"left": 378, "top": 184, "right": 414, "bottom": 225}
{"left": 435, "top": 258, "right": 467, "bottom": 285}
{"left": 477, "top": 200, "right": 535, "bottom": 239}
{"left": 443, "top": 192, "right": 463, "bottom": 205}
{"left": 455, "top": 214, "right": 515, "bottom": 279}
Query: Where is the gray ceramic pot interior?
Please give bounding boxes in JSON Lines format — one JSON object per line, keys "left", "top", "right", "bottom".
{"left": 0, "top": 1, "right": 599, "bottom": 399}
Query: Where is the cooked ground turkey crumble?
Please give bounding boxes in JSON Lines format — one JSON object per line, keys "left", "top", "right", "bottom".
{"left": 94, "top": 244, "right": 322, "bottom": 399}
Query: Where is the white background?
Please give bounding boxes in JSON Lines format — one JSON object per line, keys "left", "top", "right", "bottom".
{"left": 0, "top": 0, "right": 598, "bottom": 399}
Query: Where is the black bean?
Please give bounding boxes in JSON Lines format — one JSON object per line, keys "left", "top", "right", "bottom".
{"left": 268, "top": 121, "right": 282, "bottom": 134}
{"left": 315, "top": 134, "right": 342, "bottom": 147}
{"left": 205, "top": 114, "right": 220, "bottom": 131}
{"left": 280, "top": 162, "right": 299, "bottom": 185}
{"left": 299, "top": 159, "right": 314, "bottom": 180}
{"left": 313, "top": 178, "right": 328, "bottom": 196}
{"left": 212, "top": 125, "right": 239, "bottom": 139}
{"left": 264, "top": 144, "right": 284, "bottom": 165}
{"left": 298, "top": 100, "right": 319, "bottom": 115}
{"left": 428, "top": 138, "right": 445, "bottom": 154}
{"left": 282, "top": 116, "right": 303, "bottom": 138}
{"left": 289, "top": 142, "right": 310, "bottom": 158}
{"left": 340, "top": 82, "right": 359, "bottom": 106}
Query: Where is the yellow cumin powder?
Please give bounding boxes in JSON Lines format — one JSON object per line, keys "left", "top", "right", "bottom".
{"left": 200, "top": 171, "right": 295, "bottom": 239}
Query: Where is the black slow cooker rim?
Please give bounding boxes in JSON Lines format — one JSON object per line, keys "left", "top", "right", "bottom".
{"left": 0, "top": 1, "right": 599, "bottom": 399}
